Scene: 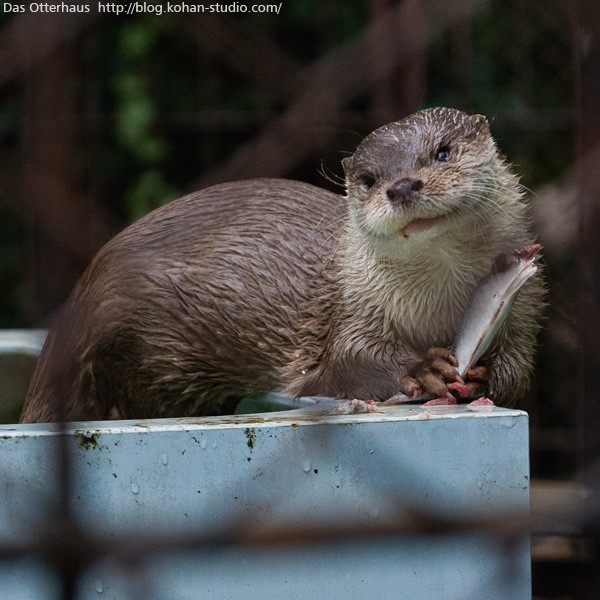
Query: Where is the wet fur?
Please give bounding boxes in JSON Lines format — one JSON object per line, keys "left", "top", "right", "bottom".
{"left": 21, "top": 108, "right": 544, "bottom": 422}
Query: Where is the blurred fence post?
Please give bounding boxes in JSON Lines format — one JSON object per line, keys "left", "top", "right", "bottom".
{"left": 576, "top": 0, "right": 600, "bottom": 472}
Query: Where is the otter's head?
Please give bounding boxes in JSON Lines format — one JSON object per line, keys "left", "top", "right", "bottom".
{"left": 342, "top": 108, "right": 514, "bottom": 251}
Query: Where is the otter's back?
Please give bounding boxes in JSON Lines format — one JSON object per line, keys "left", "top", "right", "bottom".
{"left": 22, "top": 179, "right": 345, "bottom": 422}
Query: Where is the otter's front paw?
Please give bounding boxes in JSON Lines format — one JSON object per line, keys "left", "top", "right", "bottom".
{"left": 400, "top": 348, "right": 463, "bottom": 398}
{"left": 464, "top": 364, "right": 489, "bottom": 397}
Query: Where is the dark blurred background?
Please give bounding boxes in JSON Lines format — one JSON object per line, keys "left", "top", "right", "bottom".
{"left": 1, "top": 1, "right": 599, "bottom": 596}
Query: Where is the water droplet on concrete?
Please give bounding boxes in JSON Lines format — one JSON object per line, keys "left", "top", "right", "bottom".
{"left": 477, "top": 481, "right": 483, "bottom": 489}
{"left": 200, "top": 438, "right": 208, "bottom": 450}
{"left": 480, "top": 437, "right": 486, "bottom": 444}
{"left": 161, "top": 454, "right": 168, "bottom": 466}
{"left": 211, "top": 441, "right": 218, "bottom": 449}
{"left": 95, "top": 580, "right": 104, "bottom": 594}
{"left": 302, "top": 460, "right": 311, "bottom": 473}
{"left": 131, "top": 482, "right": 139, "bottom": 494}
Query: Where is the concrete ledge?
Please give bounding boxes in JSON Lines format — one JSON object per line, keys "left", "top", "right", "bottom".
{"left": 0, "top": 404, "right": 531, "bottom": 599}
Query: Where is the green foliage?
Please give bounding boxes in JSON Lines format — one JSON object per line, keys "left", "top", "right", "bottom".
{"left": 113, "top": 18, "right": 178, "bottom": 221}
{"left": 427, "top": 0, "right": 573, "bottom": 188}
{"left": 127, "top": 170, "right": 178, "bottom": 221}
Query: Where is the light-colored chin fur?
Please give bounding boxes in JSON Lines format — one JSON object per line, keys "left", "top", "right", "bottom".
{"left": 398, "top": 214, "right": 448, "bottom": 237}
{"left": 349, "top": 203, "right": 474, "bottom": 262}
{"left": 340, "top": 190, "right": 530, "bottom": 352}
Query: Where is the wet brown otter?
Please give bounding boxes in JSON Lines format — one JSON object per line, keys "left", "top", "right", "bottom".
{"left": 21, "top": 107, "right": 544, "bottom": 423}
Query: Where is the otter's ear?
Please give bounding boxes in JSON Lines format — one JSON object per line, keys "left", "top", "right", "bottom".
{"left": 341, "top": 156, "right": 353, "bottom": 178}
{"left": 471, "top": 114, "right": 490, "bottom": 135}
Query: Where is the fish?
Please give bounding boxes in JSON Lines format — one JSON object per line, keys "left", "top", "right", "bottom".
{"left": 383, "top": 244, "right": 542, "bottom": 405}
{"left": 453, "top": 243, "right": 541, "bottom": 377}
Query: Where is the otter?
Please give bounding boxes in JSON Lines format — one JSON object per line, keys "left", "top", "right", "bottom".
{"left": 21, "top": 107, "right": 544, "bottom": 423}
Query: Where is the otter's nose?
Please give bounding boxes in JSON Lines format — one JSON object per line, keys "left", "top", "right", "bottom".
{"left": 386, "top": 178, "right": 424, "bottom": 204}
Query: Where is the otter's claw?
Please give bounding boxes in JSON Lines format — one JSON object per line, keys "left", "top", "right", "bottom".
{"left": 400, "top": 347, "right": 463, "bottom": 398}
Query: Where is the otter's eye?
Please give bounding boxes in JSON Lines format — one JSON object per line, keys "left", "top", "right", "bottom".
{"left": 358, "top": 174, "right": 376, "bottom": 189}
{"left": 435, "top": 146, "right": 450, "bottom": 162}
